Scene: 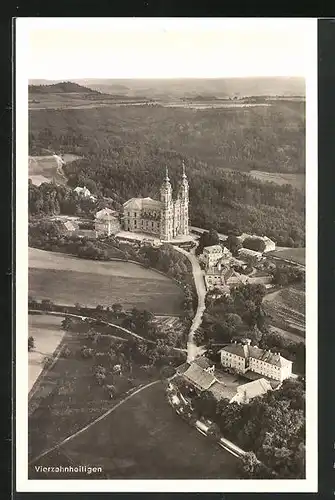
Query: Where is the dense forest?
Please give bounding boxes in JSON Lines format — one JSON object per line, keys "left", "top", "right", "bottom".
{"left": 29, "top": 102, "right": 305, "bottom": 246}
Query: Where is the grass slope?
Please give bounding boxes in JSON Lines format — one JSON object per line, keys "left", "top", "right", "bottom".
{"left": 264, "top": 284, "right": 305, "bottom": 338}
{"left": 29, "top": 248, "right": 184, "bottom": 315}
{"left": 268, "top": 247, "right": 306, "bottom": 265}
{"left": 29, "top": 154, "right": 80, "bottom": 186}
{"left": 28, "top": 314, "right": 65, "bottom": 392}
{"left": 31, "top": 382, "right": 240, "bottom": 479}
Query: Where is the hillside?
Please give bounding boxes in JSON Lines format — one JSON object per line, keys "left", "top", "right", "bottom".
{"left": 28, "top": 98, "right": 305, "bottom": 247}
{"left": 29, "top": 81, "right": 101, "bottom": 94}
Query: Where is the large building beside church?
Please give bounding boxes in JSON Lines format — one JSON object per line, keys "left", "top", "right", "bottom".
{"left": 122, "top": 163, "right": 189, "bottom": 242}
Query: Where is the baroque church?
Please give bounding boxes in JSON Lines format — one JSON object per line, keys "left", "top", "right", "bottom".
{"left": 122, "top": 163, "right": 189, "bottom": 241}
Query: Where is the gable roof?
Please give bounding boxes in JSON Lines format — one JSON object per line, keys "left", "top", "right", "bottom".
{"left": 248, "top": 345, "right": 292, "bottom": 367}
{"left": 95, "top": 208, "right": 118, "bottom": 219}
{"left": 203, "top": 245, "right": 222, "bottom": 253}
{"left": 183, "top": 363, "right": 216, "bottom": 391}
{"left": 176, "top": 362, "right": 191, "bottom": 375}
{"left": 220, "top": 343, "right": 248, "bottom": 358}
{"left": 123, "top": 197, "right": 163, "bottom": 211}
{"left": 208, "top": 381, "right": 236, "bottom": 401}
{"left": 63, "top": 220, "right": 78, "bottom": 231}
{"left": 231, "top": 378, "right": 273, "bottom": 403}
{"left": 193, "top": 356, "right": 214, "bottom": 371}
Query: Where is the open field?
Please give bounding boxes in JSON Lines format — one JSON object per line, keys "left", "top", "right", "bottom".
{"left": 29, "top": 248, "right": 184, "bottom": 315}
{"left": 28, "top": 330, "right": 155, "bottom": 461}
{"left": 28, "top": 314, "right": 65, "bottom": 392}
{"left": 30, "top": 381, "right": 240, "bottom": 479}
{"left": 29, "top": 153, "right": 81, "bottom": 186}
{"left": 267, "top": 247, "right": 305, "bottom": 266}
{"left": 248, "top": 170, "right": 305, "bottom": 192}
{"left": 264, "top": 284, "right": 305, "bottom": 339}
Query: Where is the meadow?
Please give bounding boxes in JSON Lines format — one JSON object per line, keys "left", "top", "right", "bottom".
{"left": 28, "top": 314, "right": 65, "bottom": 392}
{"left": 248, "top": 170, "right": 305, "bottom": 192}
{"left": 30, "top": 381, "right": 240, "bottom": 479}
{"left": 29, "top": 247, "right": 184, "bottom": 315}
{"left": 263, "top": 284, "right": 305, "bottom": 339}
{"left": 267, "top": 247, "right": 306, "bottom": 266}
{"left": 29, "top": 153, "right": 81, "bottom": 186}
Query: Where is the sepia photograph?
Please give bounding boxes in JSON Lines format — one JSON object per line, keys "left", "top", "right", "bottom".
{"left": 15, "top": 17, "right": 317, "bottom": 493}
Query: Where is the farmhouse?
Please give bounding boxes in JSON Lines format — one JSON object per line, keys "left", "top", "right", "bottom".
{"left": 95, "top": 208, "right": 121, "bottom": 237}
{"left": 230, "top": 378, "right": 273, "bottom": 404}
{"left": 204, "top": 265, "right": 248, "bottom": 292}
{"left": 219, "top": 340, "right": 293, "bottom": 382}
{"left": 176, "top": 356, "right": 274, "bottom": 403}
{"left": 74, "top": 186, "right": 96, "bottom": 200}
{"left": 238, "top": 247, "right": 265, "bottom": 264}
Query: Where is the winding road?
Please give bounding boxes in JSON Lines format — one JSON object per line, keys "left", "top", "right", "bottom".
{"left": 174, "top": 246, "right": 207, "bottom": 361}
{"left": 29, "top": 309, "right": 187, "bottom": 353}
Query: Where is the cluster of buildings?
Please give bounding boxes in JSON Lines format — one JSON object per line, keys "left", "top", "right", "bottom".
{"left": 174, "top": 339, "right": 292, "bottom": 405}
{"left": 200, "top": 244, "right": 273, "bottom": 294}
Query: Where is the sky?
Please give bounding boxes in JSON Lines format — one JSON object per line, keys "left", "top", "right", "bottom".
{"left": 18, "top": 18, "right": 316, "bottom": 79}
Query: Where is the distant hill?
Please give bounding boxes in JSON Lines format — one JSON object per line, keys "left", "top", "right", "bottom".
{"left": 70, "top": 77, "right": 305, "bottom": 99}
{"left": 29, "top": 81, "right": 101, "bottom": 94}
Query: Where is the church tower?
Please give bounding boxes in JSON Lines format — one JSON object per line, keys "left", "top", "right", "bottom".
{"left": 178, "top": 161, "right": 189, "bottom": 236}
{"left": 160, "top": 167, "right": 173, "bottom": 241}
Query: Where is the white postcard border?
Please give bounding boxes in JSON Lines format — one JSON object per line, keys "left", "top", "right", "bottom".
{"left": 15, "top": 17, "right": 318, "bottom": 493}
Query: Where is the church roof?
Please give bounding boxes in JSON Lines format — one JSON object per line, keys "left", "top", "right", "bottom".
{"left": 123, "top": 197, "right": 163, "bottom": 211}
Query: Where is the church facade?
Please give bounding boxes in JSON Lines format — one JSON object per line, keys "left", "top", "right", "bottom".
{"left": 122, "top": 163, "right": 189, "bottom": 242}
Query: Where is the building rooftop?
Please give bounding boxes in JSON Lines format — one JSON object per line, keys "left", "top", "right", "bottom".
{"left": 123, "top": 197, "right": 163, "bottom": 211}
{"left": 203, "top": 245, "right": 223, "bottom": 253}
{"left": 183, "top": 363, "right": 216, "bottom": 391}
{"left": 193, "top": 357, "right": 214, "bottom": 371}
{"left": 248, "top": 345, "right": 292, "bottom": 367}
{"left": 95, "top": 208, "right": 119, "bottom": 219}
{"left": 176, "top": 362, "right": 191, "bottom": 375}
{"left": 208, "top": 381, "right": 236, "bottom": 401}
{"left": 220, "top": 343, "right": 248, "bottom": 358}
{"left": 238, "top": 248, "right": 263, "bottom": 257}
{"left": 220, "top": 342, "right": 292, "bottom": 367}
{"left": 231, "top": 378, "right": 273, "bottom": 403}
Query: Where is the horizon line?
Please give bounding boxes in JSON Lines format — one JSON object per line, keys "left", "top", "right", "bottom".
{"left": 29, "top": 75, "right": 306, "bottom": 81}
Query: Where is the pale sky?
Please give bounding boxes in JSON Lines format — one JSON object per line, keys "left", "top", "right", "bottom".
{"left": 18, "top": 18, "right": 316, "bottom": 79}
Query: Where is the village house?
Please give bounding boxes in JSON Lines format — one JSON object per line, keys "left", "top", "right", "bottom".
{"left": 201, "top": 244, "right": 232, "bottom": 269}
{"left": 74, "top": 186, "right": 96, "bottom": 200}
{"left": 238, "top": 247, "right": 265, "bottom": 264}
{"left": 219, "top": 340, "right": 293, "bottom": 382}
{"left": 230, "top": 378, "right": 273, "bottom": 404}
{"left": 95, "top": 208, "right": 121, "bottom": 237}
{"left": 204, "top": 263, "right": 249, "bottom": 293}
